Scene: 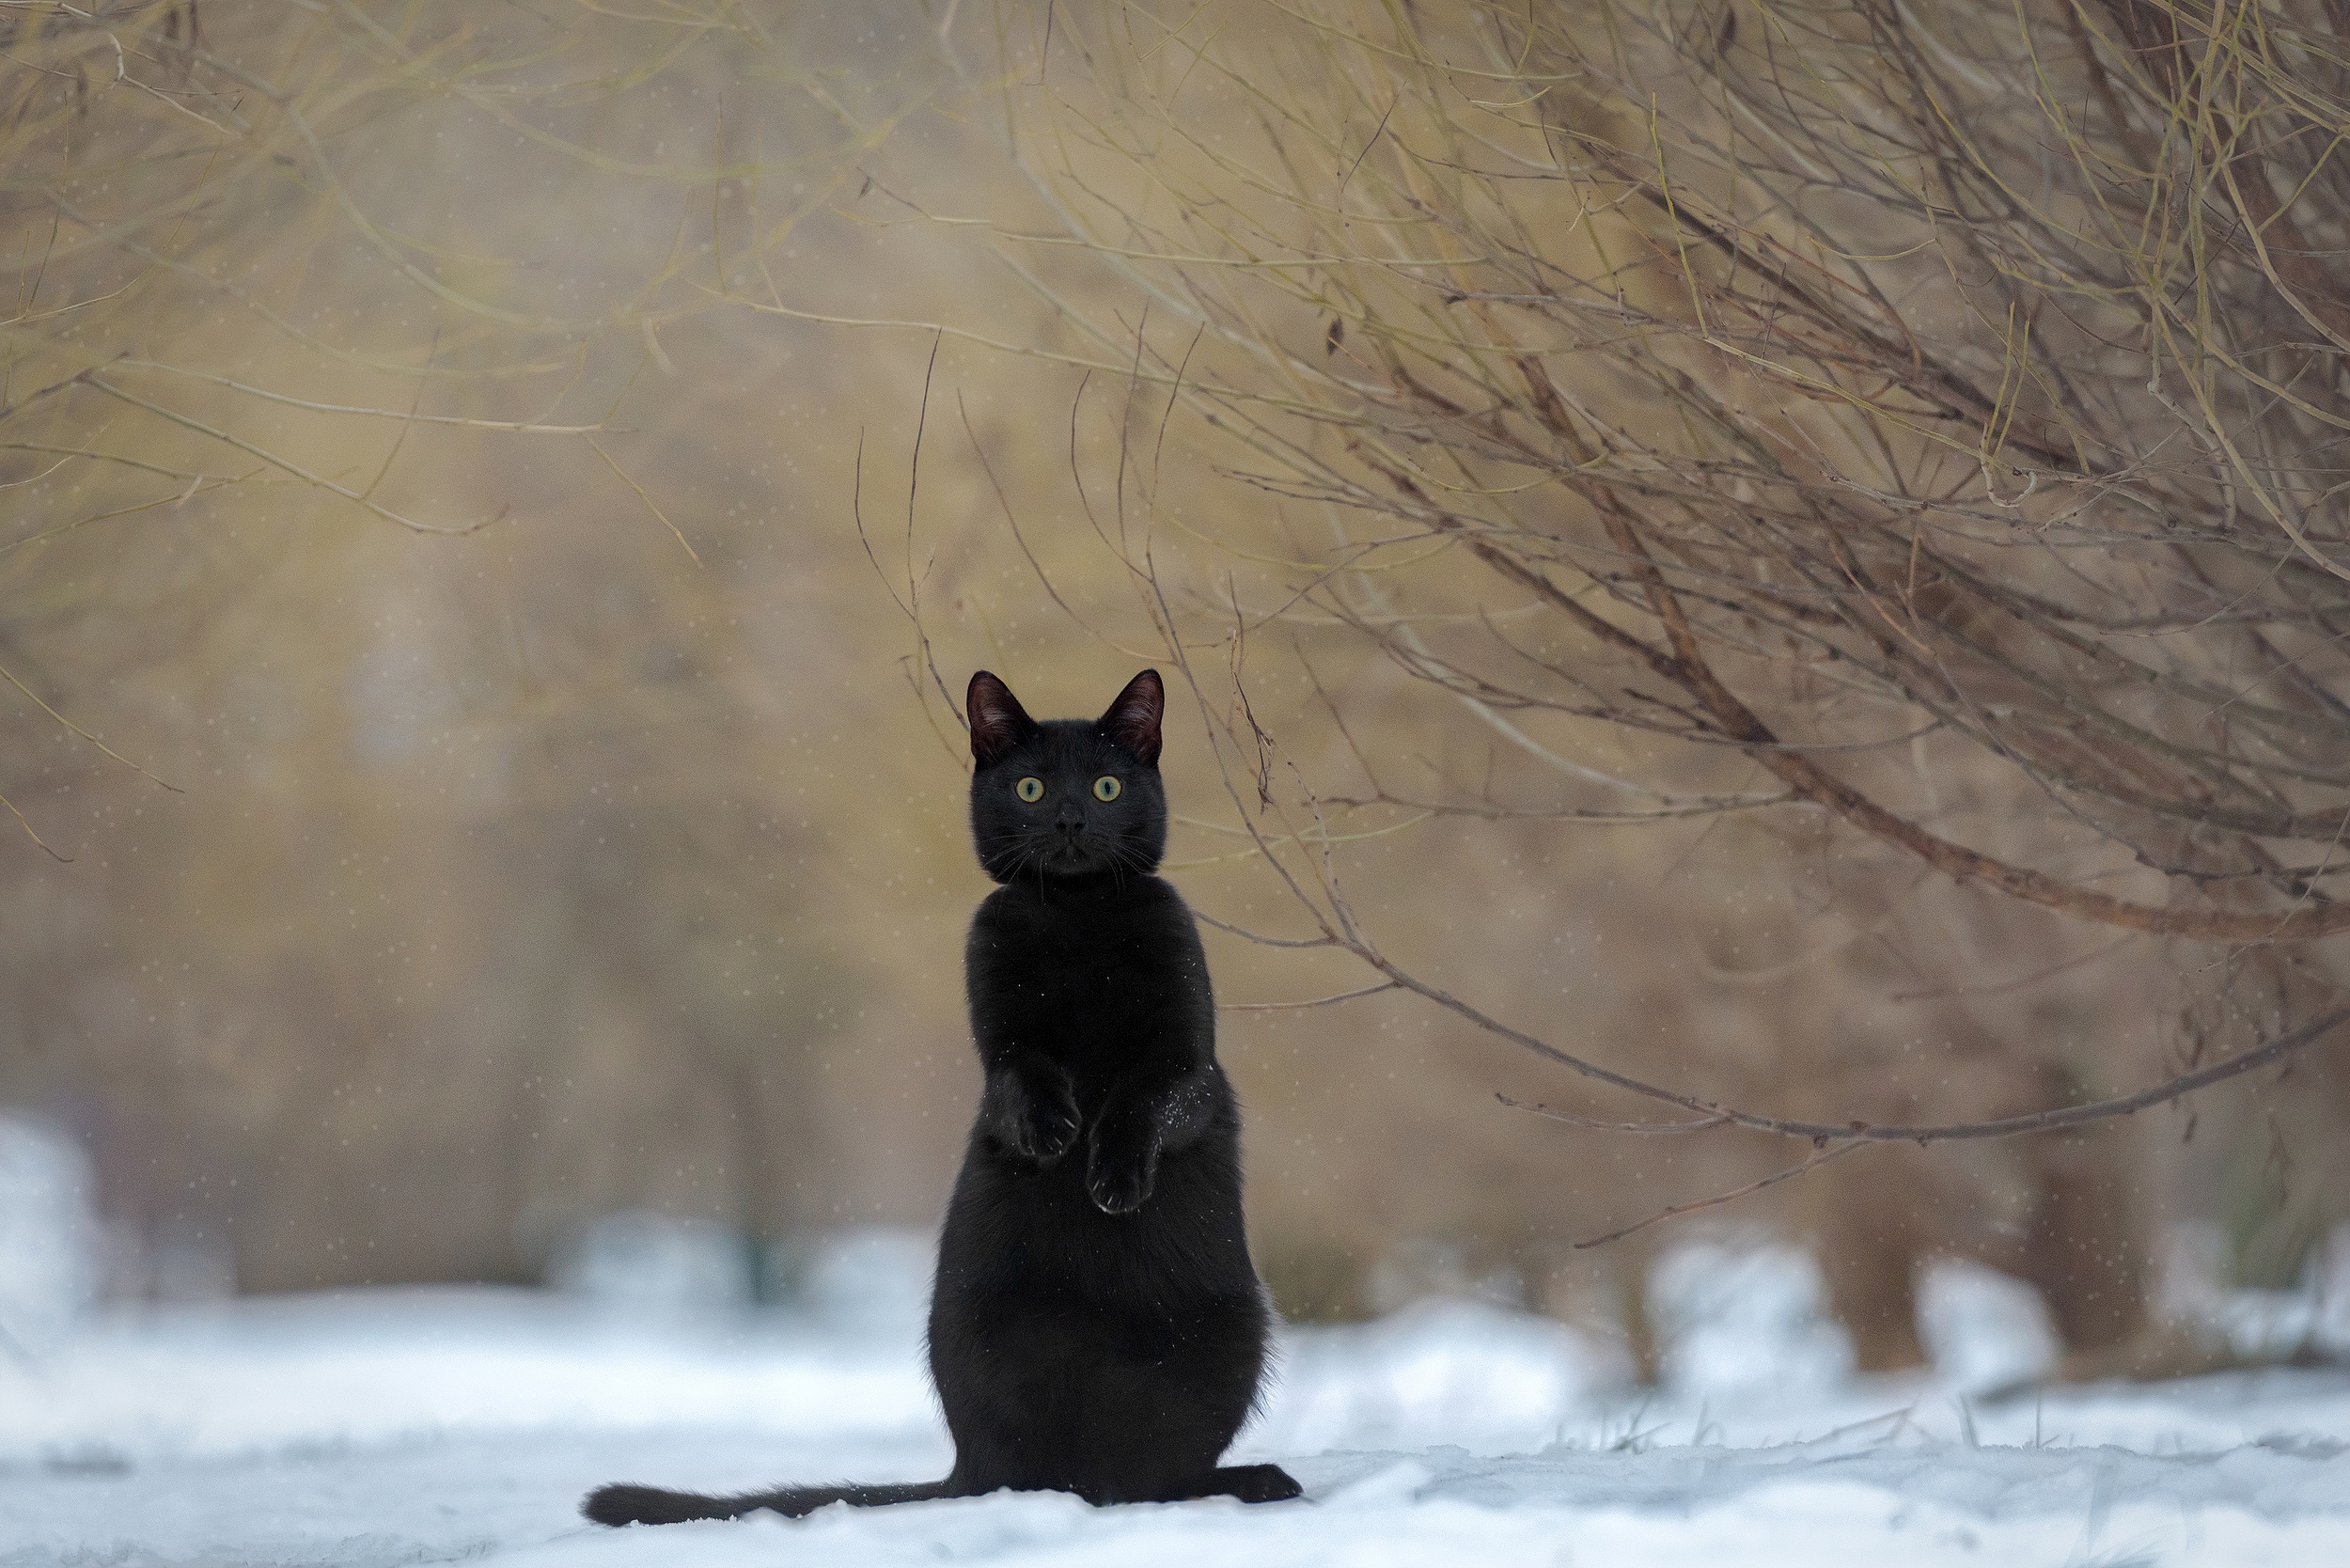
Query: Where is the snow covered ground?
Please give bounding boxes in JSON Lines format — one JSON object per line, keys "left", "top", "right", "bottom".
{"left": 6, "top": 1225, "right": 2350, "bottom": 1568}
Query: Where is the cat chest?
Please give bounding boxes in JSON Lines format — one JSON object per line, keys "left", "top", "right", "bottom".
{"left": 973, "top": 927, "right": 1201, "bottom": 1052}
{"left": 991, "top": 938, "right": 1181, "bottom": 1016}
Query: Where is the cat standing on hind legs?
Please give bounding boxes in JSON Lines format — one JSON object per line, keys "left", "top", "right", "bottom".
{"left": 584, "top": 669, "right": 1300, "bottom": 1526}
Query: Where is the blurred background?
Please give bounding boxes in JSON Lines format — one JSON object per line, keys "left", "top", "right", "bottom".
{"left": 4, "top": 0, "right": 2347, "bottom": 1388}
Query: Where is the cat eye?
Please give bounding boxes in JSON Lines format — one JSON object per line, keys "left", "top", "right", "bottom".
{"left": 1015, "top": 776, "right": 1045, "bottom": 803}
{"left": 1092, "top": 776, "right": 1122, "bottom": 802}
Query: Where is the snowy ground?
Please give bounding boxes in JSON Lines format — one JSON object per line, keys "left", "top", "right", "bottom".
{"left": 6, "top": 1230, "right": 2350, "bottom": 1568}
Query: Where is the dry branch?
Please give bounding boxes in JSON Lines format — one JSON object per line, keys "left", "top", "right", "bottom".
{"left": 943, "top": 0, "right": 2350, "bottom": 1233}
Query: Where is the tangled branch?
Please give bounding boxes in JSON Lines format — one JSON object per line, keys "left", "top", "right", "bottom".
{"left": 918, "top": 0, "right": 2350, "bottom": 1231}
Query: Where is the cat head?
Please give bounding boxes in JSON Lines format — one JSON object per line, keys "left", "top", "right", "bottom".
{"left": 965, "top": 669, "right": 1168, "bottom": 884}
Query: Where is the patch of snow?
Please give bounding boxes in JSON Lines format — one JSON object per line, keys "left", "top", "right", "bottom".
{"left": 1917, "top": 1258, "right": 2062, "bottom": 1391}
{"left": 787, "top": 1225, "right": 935, "bottom": 1335}
{"left": 2164, "top": 1221, "right": 2350, "bottom": 1362}
{"left": 1257, "top": 1298, "right": 1602, "bottom": 1456}
{"left": 552, "top": 1214, "right": 757, "bottom": 1313}
{"left": 1647, "top": 1236, "right": 1854, "bottom": 1394}
{"left": 0, "top": 1112, "right": 99, "bottom": 1357}
{"left": 3, "top": 1243, "right": 2347, "bottom": 1566}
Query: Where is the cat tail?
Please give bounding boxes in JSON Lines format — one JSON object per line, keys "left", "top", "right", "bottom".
{"left": 582, "top": 1478, "right": 956, "bottom": 1527}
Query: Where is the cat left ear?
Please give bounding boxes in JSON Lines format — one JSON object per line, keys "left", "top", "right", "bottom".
{"left": 1097, "top": 668, "right": 1165, "bottom": 766}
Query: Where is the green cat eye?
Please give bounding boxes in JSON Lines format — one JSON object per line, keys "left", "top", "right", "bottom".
{"left": 1093, "top": 776, "right": 1122, "bottom": 802}
{"left": 1015, "top": 776, "right": 1045, "bottom": 803}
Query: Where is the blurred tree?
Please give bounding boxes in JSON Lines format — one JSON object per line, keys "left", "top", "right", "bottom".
{"left": 0, "top": 0, "right": 917, "bottom": 1290}
{"left": 8, "top": 0, "right": 2344, "bottom": 1385}
{"left": 917, "top": 0, "right": 2350, "bottom": 1361}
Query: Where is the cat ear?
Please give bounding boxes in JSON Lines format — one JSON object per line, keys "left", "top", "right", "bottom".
{"left": 966, "top": 670, "right": 1036, "bottom": 768}
{"left": 1097, "top": 668, "right": 1164, "bottom": 766}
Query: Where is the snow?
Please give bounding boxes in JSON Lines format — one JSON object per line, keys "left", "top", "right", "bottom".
{"left": 0, "top": 1115, "right": 99, "bottom": 1360}
{"left": 4, "top": 1231, "right": 2348, "bottom": 1566}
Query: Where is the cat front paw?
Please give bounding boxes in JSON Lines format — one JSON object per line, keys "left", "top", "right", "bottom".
{"left": 1085, "top": 1136, "right": 1159, "bottom": 1215}
{"left": 1013, "top": 1094, "right": 1081, "bottom": 1165}
{"left": 984, "top": 1068, "right": 1079, "bottom": 1165}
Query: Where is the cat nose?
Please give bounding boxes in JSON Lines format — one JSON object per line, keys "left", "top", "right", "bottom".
{"left": 1054, "top": 803, "right": 1085, "bottom": 835}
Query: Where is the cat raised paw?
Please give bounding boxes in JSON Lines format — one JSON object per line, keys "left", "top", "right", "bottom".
{"left": 1014, "top": 1094, "right": 1081, "bottom": 1164}
{"left": 1085, "top": 1134, "right": 1159, "bottom": 1214}
{"left": 984, "top": 1068, "right": 1081, "bottom": 1165}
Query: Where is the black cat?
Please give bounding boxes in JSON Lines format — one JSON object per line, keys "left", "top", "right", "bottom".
{"left": 583, "top": 669, "right": 1299, "bottom": 1526}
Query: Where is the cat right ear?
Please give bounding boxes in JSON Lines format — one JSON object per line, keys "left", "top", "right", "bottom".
{"left": 967, "top": 671, "right": 1036, "bottom": 768}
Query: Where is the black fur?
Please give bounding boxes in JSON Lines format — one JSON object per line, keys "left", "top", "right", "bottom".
{"left": 582, "top": 669, "right": 1299, "bottom": 1527}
